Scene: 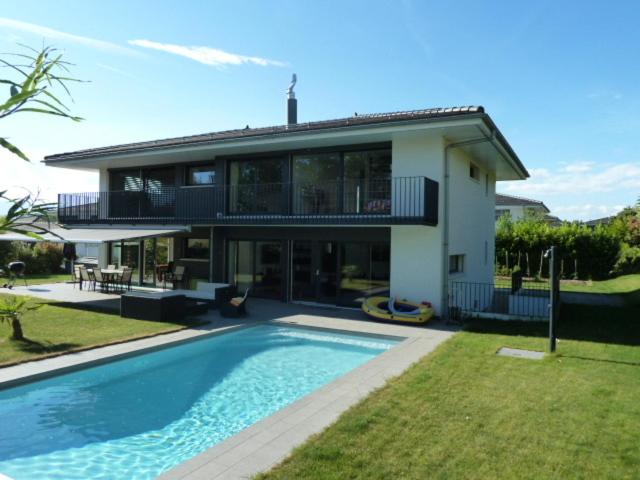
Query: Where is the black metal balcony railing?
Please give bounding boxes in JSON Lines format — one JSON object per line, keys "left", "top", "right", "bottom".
{"left": 58, "top": 176, "right": 438, "bottom": 226}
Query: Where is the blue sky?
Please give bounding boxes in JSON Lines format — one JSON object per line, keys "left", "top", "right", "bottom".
{"left": 1, "top": 0, "right": 639, "bottom": 220}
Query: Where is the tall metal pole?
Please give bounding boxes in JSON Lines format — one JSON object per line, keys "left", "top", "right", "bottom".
{"left": 548, "top": 246, "right": 557, "bottom": 353}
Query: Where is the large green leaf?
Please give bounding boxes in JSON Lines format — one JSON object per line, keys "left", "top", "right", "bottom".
{"left": 0, "top": 137, "right": 29, "bottom": 161}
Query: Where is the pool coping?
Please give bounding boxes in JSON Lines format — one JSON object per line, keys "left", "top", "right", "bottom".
{"left": 0, "top": 313, "right": 457, "bottom": 480}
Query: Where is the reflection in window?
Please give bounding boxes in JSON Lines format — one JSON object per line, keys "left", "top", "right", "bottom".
{"left": 184, "top": 238, "right": 210, "bottom": 259}
{"left": 343, "top": 150, "right": 391, "bottom": 214}
{"left": 339, "top": 242, "right": 390, "bottom": 307}
{"left": 229, "top": 158, "right": 285, "bottom": 213}
{"left": 292, "top": 153, "right": 341, "bottom": 214}
{"left": 187, "top": 165, "right": 216, "bottom": 185}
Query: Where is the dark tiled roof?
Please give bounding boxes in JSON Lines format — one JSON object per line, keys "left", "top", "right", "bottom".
{"left": 496, "top": 193, "right": 550, "bottom": 212}
{"left": 44, "top": 106, "right": 485, "bottom": 162}
{"left": 584, "top": 215, "right": 615, "bottom": 227}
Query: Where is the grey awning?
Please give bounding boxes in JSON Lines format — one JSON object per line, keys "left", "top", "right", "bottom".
{"left": 0, "top": 227, "right": 186, "bottom": 243}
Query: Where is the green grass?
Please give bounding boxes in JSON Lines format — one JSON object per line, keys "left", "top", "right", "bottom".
{"left": 1, "top": 273, "right": 71, "bottom": 286}
{"left": 0, "top": 293, "right": 198, "bottom": 366}
{"left": 496, "top": 273, "right": 640, "bottom": 295}
{"left": 559, "top": 274, "right": 640, "bottom": 294}
{"left": 257, "top": 303, "right": 640, "bottom": 479}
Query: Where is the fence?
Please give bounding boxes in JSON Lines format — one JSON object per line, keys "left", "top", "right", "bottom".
{"left": 449, "top": 275, "right": 551, "bottom": 321}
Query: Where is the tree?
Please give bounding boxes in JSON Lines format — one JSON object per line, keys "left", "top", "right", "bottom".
{"left": 0, "top": 295, "right": 42, "bottom": 340}
{"left": 0, "top": 45, "right": 83, "bottom": 237}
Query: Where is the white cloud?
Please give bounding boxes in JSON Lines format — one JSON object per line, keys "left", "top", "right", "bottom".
{"left": 551, "top": 204, "right": 625, "bottom": 220}
{"left": 502, "top": 161, "right": 640, "bottom": 196}
{"left": 0, "top": 17, "right": 138, "bottom": 56}
{"left": 561, "top": 161, "right": 595, "bottom": 173}
{"left": 128, "top": 39, "right": 286, "bottom": 68}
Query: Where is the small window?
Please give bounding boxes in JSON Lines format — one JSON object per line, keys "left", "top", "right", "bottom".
{"left": 186, "top": 164, "right": 216, "bottom": 185}
{"left": 469, "top": 163, "right": 480, "bottom": 181}
{"left": 495, "top": 209, "right": 509, "bottom": 221}
{"left": 184, "top": 238, "right": 210, "bottom": 259}
{"left": 449, "top": 254, "right": 464, "bottom": 274}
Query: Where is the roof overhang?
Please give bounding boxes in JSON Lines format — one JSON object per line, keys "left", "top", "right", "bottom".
{"left": 43, "top": 114, "right": 528, "bottom": 181}
{"left": 0, "top": 227, "right": 187, "bottom": 244}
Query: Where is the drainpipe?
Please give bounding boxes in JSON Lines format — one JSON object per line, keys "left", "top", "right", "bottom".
{"left": 441, "top": 132, "right": 496, "bottom": 320}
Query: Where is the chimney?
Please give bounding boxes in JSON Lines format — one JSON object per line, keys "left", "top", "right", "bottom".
{"left": 287, "top": 73, "right": 297, "bottom": 124}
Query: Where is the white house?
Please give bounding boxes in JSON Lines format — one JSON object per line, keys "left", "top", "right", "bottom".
{"left": 45, "top": 97, "right": 529, "bottom": 317}
{"left": 495, "top": 193, "right": 551, "bottom": 222}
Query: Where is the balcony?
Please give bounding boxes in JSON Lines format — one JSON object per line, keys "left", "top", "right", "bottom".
{"left": 58, "top": 176, "right": 438, "bottom": 226}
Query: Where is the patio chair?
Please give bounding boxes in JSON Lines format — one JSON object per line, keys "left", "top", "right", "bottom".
{"left": 79, "top": 267, "right": 94, "bottom": 291}
{"left": 220, "top": 288, "right": 250, "bottom": 318}
{"left": 166, "top": 265, "right": 186, "bottom": 290}
{"left": 93, "top": 269, "right": 106, "bottom": 292}
{"left": 72, "top": 265, "right": 82, "bottom": 289}
{"left": 119, "top": 268, "right": 133, "bottom": 292}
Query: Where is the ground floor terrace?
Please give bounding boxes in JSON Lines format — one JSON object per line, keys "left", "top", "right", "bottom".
{"left": 106, "top": 226, "right": 400, "bottom": 309}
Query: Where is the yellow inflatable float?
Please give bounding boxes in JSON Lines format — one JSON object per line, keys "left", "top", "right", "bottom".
{"left": 361, "top": 296, "right": 435, "bottom": 324}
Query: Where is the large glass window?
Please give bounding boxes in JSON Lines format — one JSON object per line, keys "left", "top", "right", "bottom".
{"left": 343, "top": 150, "right": 391, "bottom": 214}
{"left": 292, "top": 153, "right": 341, "bottom": 214}
{"left": 227, "top": 240, "right": 282, "bottom": 299}
{"left": 255, "top": 241, "right": 282, "bottom": 298}
{"left": 229, "top": 157, "right": 286, "bottom": 213}
{"left": 339, "top": 242, "right": 390, "bottom": 307}
{"left": 227, "top": 240, "right": 254, "bottom": 295}
{"left": 110, "top": 169, "right": 142, "bottom": 191}
{"left": 187, "top": 164, "right": 216, "bottom": 185}
{"left": 121, "top": 241, "right": 140, "bottom": 281}
{"left": 184, "top": 238, "right": 209, "bottom": 260}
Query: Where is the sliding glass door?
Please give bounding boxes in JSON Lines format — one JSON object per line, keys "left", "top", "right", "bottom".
{"left": 291, "top": 241, "right": 338, "bottom": 304}
{"left": 227, "top": 240, "right": 283, "bottom": 299}
{"left": 291, "top": 240, "right": 390, "bottom": 307}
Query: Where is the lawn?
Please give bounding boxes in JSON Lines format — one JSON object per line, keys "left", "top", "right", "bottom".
{"left": 258, "top": 303, "right": 640, "bottom": 479}
{"left": 495, "top": 273, "right": 640, "bottom": 295}
{"left": 559, "top": 273, "right": 640, "bottom": 294}
{"left": 0, "top": 293, "right": 199, "bottom": 366}
{"left": 1, "top": 273, "right": 71, "bottom": 286}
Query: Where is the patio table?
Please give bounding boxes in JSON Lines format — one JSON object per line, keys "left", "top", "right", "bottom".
{"left": 100, "top": 269, "right": 124, "bottom": 293}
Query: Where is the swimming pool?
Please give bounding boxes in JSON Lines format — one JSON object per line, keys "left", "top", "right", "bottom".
{"left": 0, "top": 324, "right": 399, "bottom": 479}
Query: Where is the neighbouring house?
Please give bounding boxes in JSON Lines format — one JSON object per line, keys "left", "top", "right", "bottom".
{"left": 584, "top": 215, "right": 616, "bottom": 227}
{"left": 495, "top": 193, "right": 557, "bottom": 223}
{"left": 44, "top": 88, "right": 528, "bottom": 315}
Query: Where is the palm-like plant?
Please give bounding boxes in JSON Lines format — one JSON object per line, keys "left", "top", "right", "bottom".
{"left": 0, "top": 296, "right": 42, "bottom": 340}
{"left": 1, "top": 44, "right": 84, "bottom": 238}
{"left": 0, "top": 190, "right": 56, "bottom": 237}
{"left": 1, "top": 44, "right": 83, "bottom": 161}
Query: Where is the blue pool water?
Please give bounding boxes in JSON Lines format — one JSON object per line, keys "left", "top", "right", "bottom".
{"left": 0, "top": 324, "right": 398, "bottom": 479}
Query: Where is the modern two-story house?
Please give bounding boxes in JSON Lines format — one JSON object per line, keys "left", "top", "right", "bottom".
{"left": 45, "top": 91, "right": 528, "bottom": 316}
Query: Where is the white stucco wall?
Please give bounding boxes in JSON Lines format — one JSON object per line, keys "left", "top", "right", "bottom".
{"left": 448, "top": 147, "right": 495, "bottom": 285}
{"left": 447, "top": 148, "right": 495, "bottom": 312}
{"left": 389, "top": 132, "right": 445, "bottom": 313}
{"left": 388, "top": 133, "right": 498, "bottom": 316}
{"left": 495, "top": 205, "right": 525, "bottom": 221}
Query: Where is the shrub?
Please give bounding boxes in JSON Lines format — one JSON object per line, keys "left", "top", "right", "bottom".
{"left": 9, "top": 242, "right": 64, "bottom": 274}
{"left": 496, "top": 215, "right": 622, "bottom": 280}
{"left": 613, "top": 243, "right": 640, "bottom": 275}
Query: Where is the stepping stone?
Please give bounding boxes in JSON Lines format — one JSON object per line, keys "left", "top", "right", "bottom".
{"left": 497, "top": 347, "right": 544, "bottom": 360}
